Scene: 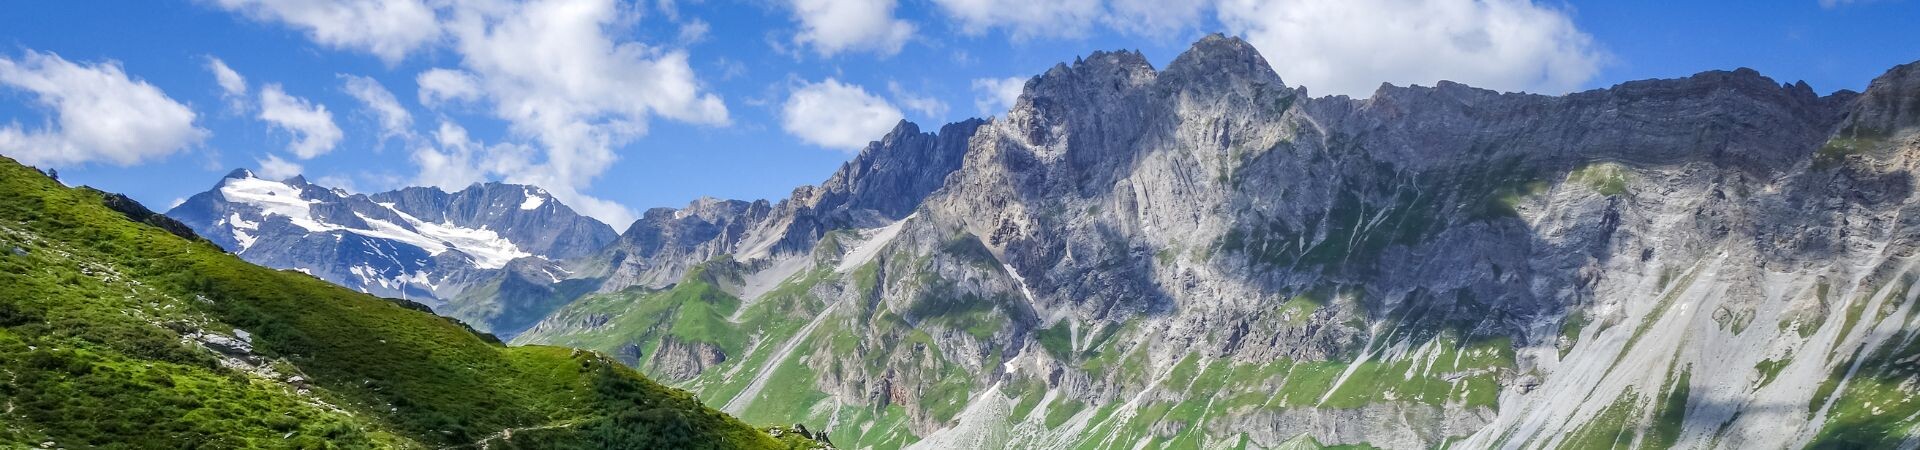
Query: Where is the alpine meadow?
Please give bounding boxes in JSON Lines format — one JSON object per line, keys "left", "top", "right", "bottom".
{"left": 3, "top": 1, "right": 1920, "bottom": 449}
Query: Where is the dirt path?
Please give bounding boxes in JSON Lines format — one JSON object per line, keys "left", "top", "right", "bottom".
{"left": 464, "top": 419, "right": 580, "bottom": 450}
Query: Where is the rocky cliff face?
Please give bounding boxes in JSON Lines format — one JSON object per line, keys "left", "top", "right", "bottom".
{"left": 585, "top": 119, "right": 987, "bottom": 295}
{"left": 166, "top": 174, "right": 616, "bottom": 338}
{"left": 499, "top": 35, "right": 1920, "bottom": 449}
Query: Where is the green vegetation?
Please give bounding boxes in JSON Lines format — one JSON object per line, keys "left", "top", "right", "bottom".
{"left": 443, "top": 274, "right": 602, "bottom": 336}
{"left": 1220, "top": 157, "right": 1558, "bottom": 275}
{"left": 940, "top": 232, "right": 1000, "bottom": 268}
{"left": 1813, "top": 126, "right": 1888, "bottom": 169}
{"left": 0, "top": 158, "right": 804, "bottom": 448}
{"left": 1754, "top": 358, "right": 1789, "bottom": 388}
{"left": 1559, "top": 391, "right": 1642, "bottom": 450}
{"left": 1045, "top": 399, "right": 1088, "bottom": 428}
{"left": 1280, "top": 289, "right": 1330, "bottom": 325}
{"left": 1806, "top": 281, "right": 1920, "bottom": 448}
{"left": 1559, "top": 311, "right": 1588, "bottom": 357}
{"left": 1643, "top": 368, "right": 1691, "bottom": 449}
{"left": 511, "top": 265, "right": 748, "bottom": 377}
{"left": 1602, "top": 263, "right": 1701, "bottom": 378}
{"left": 1825, "top": 279, "right": 1904, "bottom": 357}
{"left": 1006, "top": 378, "right": 1048, "bottom": 421}
{"left": 1241, "top": 179, "right": 1443, "bottom": 272}
{"left": 1714, "top": 304, "right": 1754, "bottom": 335}
{"left": 909, "top": 294, "right": 1006, "bottom": 342}
{"left": 1037, "top": 322, "right": 1075, "bottom": 358}
{"left": 734, "top": 335, "right": 829, "bottom": 425}
{"left": 1057, "top": 331, "right": 1512, "bottom": 450}
{"left": 1568, "top": 162, "right": 1631, "bottom": 196}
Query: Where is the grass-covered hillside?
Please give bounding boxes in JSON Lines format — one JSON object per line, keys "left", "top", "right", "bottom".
{"left": 0, "top": 157, "right": 819, "bottom": 449}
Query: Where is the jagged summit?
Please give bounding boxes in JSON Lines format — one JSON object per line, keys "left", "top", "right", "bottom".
{"left": 510, "top": 37, "right": 1920, "bottom": 450}
{"left": 151, "top": 35, "right": 1920, "bottom": 450}
{"left": 1847, "top": 59, "right": 1920, "bottom": 134}
{"left": 166, "top": 171, "right": 615, "bottom": 337}
{"left": 1163, "top": 33, "right": 1281, "bottom": 88}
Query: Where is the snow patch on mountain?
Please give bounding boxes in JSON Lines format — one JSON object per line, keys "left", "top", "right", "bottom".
{"left": 520, "top": 187, "right": 546, "bottom": 210}
{"left": 223, "top": 212, "right": 259, "bottom": 250}
{"left": 218, "top": 177, "right": 329, "bottom": 232}
{"left": 216, "top": 176, "right": 531, "bottom": 269}
{"left": 353, "top": 209, "right": 531, "bottom": 269}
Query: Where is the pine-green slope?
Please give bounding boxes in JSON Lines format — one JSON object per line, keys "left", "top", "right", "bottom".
{"left": 0, "top": 157, "right": 815, "bottom": 449}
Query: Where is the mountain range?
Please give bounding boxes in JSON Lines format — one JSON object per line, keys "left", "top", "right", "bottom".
{"left": 153, "top": 34, "right": 1920, "bottom": 449}
{"left": 0, "top": 157, "right": 829, "bottom": 448}
{"left": 167, "top": 171, "right": 616, "bottom": 339}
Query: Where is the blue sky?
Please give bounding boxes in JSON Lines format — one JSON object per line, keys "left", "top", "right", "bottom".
{"left": 0, "top": 0, "right": 1915, "bottom": 227}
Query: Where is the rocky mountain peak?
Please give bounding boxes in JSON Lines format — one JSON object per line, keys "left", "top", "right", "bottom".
{"left": 167, "top": 172, "right": 617, "bottom": 325}
{"left": 1162, "top": 33, "right": 1282, "bottom": 89}
{"left": 1026, "top": 48, "right": 1158, "bottom": 111}
{"left": 1846, "top": 60, "right": 1920, "bottom": 136}
{"left": 1066, "top": 49, "right": 1153, "bottom": 76}
{"left": 816, "top": 118, "right": 984, "bottom": 221}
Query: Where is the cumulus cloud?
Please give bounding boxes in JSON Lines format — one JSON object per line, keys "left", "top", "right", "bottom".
{"left": 340, "top": 74, "right": 412, "bottom": 141}
{"left": 411, "top": 121, "right": 490, "bottom": 190}
{"left": 256, "top": 153, "right": 303, "bottom": 180}
{"left": 888, "top": 81, "right": 948, "bottom": 120}
{"left": 1217, "top": 0, "right": 1606, "bottom": 97}
{"left": 420, "top": 0, "right": 731, "bottom": 226}
{"left": 410, "top": 121, "right": 631, "bottom": 228}
{"left": 782, "top": 78, "right": 903, "bottom": 151}
{"left": 204, "top": 56, "right": 248, "bottom": 110}
{"left": 208, "top": 0, "right": 440, "bottom": 63}
{"left": 258, "top": 84, "right": 343, "bottom": 159}
{"left": 677, "top": 18, "right": 710, "bottom": 44}
{"left": 930, "top": 0, "right": 1103, "bottom": 39}
{"left": 208, "top": 0, "right": 734, "bottom": 226}
{"left": 970, "top": 76, "right": 1026, "bottom": 116}
{"left": 0, "top": 51, "right": 207, "bottom": 167}
{"left": 787, "top": 0, "right": 916, "bottom": 56}
{"left": 1105, "top": 0, "right": 1207, "bottom": 36}
{"left": 416, "top": 68, "right": 483, "bottom": 107}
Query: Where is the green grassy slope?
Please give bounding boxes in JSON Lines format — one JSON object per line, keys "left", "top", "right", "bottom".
{"left": 0, "top": 157, "right": 814, "bottom": 449}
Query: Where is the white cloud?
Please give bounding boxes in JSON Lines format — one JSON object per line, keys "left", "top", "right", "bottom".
{"left": 258, "top": 84, "right": 343, "bottom": 159}
{"left": 782, "top": 78, "right": 903, "bottom": 151}
{"left": 209, "top": 0, "right": 735, "bottom": 226}
{"left": 677, "top": 18, "right": 710, "bottom": 44}
{"left": 169, "top": 197, "right": 187, "bottom": 209}
{"left": 256, "top": 153, "right": 303, "bottom": 180}
{"left": 971, "top": 76, "right": 1026, "bottom": 116}
{"left": 416, "top": 68, "right": 483, "bottom": 107}
{"left": 426, "top": 0, "right": 731, "bottom": 226}
{"left": 0, "top": 51, "right": 207, "bottom": 167}
{"left": 788, "top": 0, "right": 916, "bottom": 56}
{"left": 314, "top": 174, "right": 360, "bottom": 192}
{"left": 1216, "top": 0, "right": 1606, "bottom": 97}
{"left": 1105, "top": 0, "right": 1207, "bottom": 36}
{"left": 1819, "top": 0, "right": 1862, "bottom": 8}
{"left": 412, "top": 121, "right": 487, "bottom": 190}
{"left": 930, "top": 0, "right": 1103, "bottom": 39}
{"left": 411, "top": 120, "right": 626, "bottom": 228}
{"left": 204, "top": 56, "right": 248, "bottom": 111}
{"left": 928, "top": 0, "right": 1199, "bottom": 39}
{"left": 888, "top": 81, "right": 948, "bottom": 119}
{"left": 208, "top": 0, "right": 440, "bottom": 63}
{"left": 340, "top": 74, "right": 412, "bottom": 141}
